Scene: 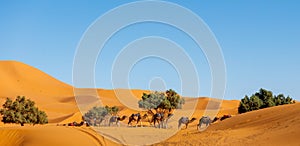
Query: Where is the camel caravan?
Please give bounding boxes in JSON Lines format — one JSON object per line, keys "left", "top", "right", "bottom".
{"left": 68, "top": 109, "right": 231, "bottom": 130}
{"left": 127, "top": 109, "right": 174, "bottom": 128}
{"left": 57, "top": 112, "right": 232, "bottom": 131}
{"left": 57, "top": 89, "right": 232, "bottom": 130}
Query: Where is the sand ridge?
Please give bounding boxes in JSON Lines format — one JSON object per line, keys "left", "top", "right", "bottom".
{"left": 156, "top": 103, "right": 300, "bottom": 146}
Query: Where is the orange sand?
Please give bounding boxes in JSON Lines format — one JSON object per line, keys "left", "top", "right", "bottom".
{"left": 0, "top": 61, "right": 299, "bottom": 146}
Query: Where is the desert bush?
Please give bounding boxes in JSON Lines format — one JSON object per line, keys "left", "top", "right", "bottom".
{"left": 238, "top": 88, "right": 295, "bottom": 114}
{"left": 0, "top": 96, "right": 48, "bottom": 126}
{"left": 105, "top": 105, "right": 119, "bottom": 115}
{"left": 84, "top": 105, "right": 119, "bottom": 122}
{"left": 138, "top": 89, "right": 185, "bottom": 111}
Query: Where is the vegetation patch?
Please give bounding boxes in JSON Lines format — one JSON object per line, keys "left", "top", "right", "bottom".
{"left": 238, "top": 88, "right": 295, "bottom": 114}
{"left": 0, "top": 96, "right": 48, "bottom": 126}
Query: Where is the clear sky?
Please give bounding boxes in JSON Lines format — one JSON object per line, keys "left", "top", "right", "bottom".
{"left": 1, "top": 0, "right": 299, "bottom": 100}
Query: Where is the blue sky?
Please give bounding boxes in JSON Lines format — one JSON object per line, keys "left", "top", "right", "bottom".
{"left": 0, "top": 0, "right": 299, "bottom": 100}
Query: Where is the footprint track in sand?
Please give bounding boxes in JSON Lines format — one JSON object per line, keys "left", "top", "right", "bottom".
{"left": 75, "top": 127, "right": 107, "bottom": 146}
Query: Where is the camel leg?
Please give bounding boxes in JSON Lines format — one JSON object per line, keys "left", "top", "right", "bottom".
{"left": 157, "top": 120, "right": 161, "bottom": 128}
{"left": 156, "top": 120, "right": 159, "bottom": 128}
{"left": 165, "top": 123, "right": 168, "bottom": 129}
{"left": 128, "top": 118, "right": 132, "bottom": 126}
{"left": 135, "top": 120, "right": 138, "bottom": 127}
{"left": 162, "top": 121, "right": 165, "bottom": 129}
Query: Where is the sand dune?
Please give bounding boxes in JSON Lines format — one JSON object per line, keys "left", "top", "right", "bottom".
{"left": 157, "top": 103, "right": 300, "bottom": 146}
{"left": 0, "top": 61, "right": 299, "bottom": 145}
{"left": 0, "top": 61, "right": 77, "bottom": 123}
{"left": 0, "top": 125, "right": 117, "bottom": 146}
{"left": 1, "top": 103, "right": 299, "bottom": 146}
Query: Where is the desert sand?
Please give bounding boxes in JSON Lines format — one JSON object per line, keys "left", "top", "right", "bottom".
{"left": 0, "top": 61, "right": 299, "bottom": 146}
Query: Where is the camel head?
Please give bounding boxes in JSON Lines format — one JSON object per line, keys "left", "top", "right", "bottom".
{"left": 116, "top": 115, "right": 127, "bottom": 122}
{"left": 143, "top": 113, "right": 148, "bottom": 117}
{"left": 119, "top": 115, "right": 127, "bottom": 121}
{"left": 147, "top": 110, "right": 155, "bottom": 115}
{"left": 212, "top": 117, "right": 219, "bottom": 123}
{"left": 190, "top": 117, "right": 197, "bottom": 123}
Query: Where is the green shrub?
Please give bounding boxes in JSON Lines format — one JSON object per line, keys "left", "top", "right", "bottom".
{"left": 238, "top": 88, "right": 295, "bottom": 114}
{"left": 84, "top": 105, "right": 119, "bottom": 122}
{"left": 138, "top": 89, "right": 185, "bottom": 111}
{"left": 0, "top": 96, "right": 48, "bottom": 126}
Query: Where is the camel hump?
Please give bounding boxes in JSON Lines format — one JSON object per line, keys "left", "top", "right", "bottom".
{"left": 179, "top": 117, "right": 189, "bottom": 123}
{"left": 201, "top": 116, "right": 210, "bottom": 120}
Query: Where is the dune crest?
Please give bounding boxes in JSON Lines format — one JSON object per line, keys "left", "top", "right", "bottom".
{"left": 0, "top": 61, "right": 78, "bottom": 123}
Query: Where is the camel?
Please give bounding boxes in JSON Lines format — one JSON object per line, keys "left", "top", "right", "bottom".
{"left": 86, "top": 114, "right": 112, "bottom": 126}
{"left": 153, "top": 109, "right": 174, "bottom": 129}
{"left": 197, "top": 116, "right": 212, "bottom": 130}
{"left": 128, "top": 111, "right": 154, "bottom": 127}
{"left": 128, "top": 113, "right": 141, "bottom": 127}
{"left": 57, "top": 121, "right": 88, "bottom": 127}
{"left": 83, "top": 117, "right": 98, "bottom": 127}
{"left": 212, "top": 117, "right": 219, "bottom": 123}
{"left": 137, "top": 113, "right": 154, "bottom": 127}
{"left": 220, "top": 114, "right": 232, "bottom": 121}
{"left": 178, "top": 117, "right": 197, "bottom": 129}
{"left": 98, "top": 114, "right": 111, "bottom": 126}
{"left": 108, "top": 115, "right": 127, "bottom": 127}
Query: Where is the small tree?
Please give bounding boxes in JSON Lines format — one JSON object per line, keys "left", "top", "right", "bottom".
{"left": 138, "top": 89, "right": 185, "bottom": 112}
{"left": 166, "top": 89, "right": 185, "bottom": 109}
{"left": 84, "top": 105, "right": 119, "bottom": 125}
{"left": 255, "top": 88, "right": 275, "bottom": 108}
{"left": 238, "top": 95, "right": 250, "bottom": 113}
{"left": 0, "top": 96, "right": 48, "bottom": 126}
{"left": 105, "top": 105, "right": 119, "bottom": 115}
{"left": 274, "top": 94, "right": 284, "bottom": 106}
{"left": 84, "top": 106, "right": 108, "bottom": 121}
{"left": 249, "top": 95, "right": 263, "bottom": 111}
{"left": 138, "top": 92, "right": 165, "bottom": 110}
